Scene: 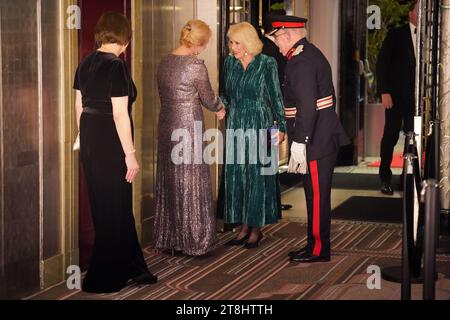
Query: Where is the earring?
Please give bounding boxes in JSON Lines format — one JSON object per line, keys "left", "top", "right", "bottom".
{"left": 244, "top": 52, "right": 248, "bottom": 56}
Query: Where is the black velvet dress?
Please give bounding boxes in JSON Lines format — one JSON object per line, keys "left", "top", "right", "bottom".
{"left": 74, "top": 51, "right": 153, "bottom": 293}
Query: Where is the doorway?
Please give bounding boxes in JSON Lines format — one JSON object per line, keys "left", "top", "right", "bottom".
{"left": 339, "top": 0, "right": 369, "bottom": 165}
{"left": 77, "top": 0, "right": 132, "bottom": 271}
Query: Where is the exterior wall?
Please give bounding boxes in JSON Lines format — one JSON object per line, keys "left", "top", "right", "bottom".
{"left": 309, "top": 0, "right": 341, "bottom": 113}
{"left": 0, "top": 0, "right": 66, "bottom": 298}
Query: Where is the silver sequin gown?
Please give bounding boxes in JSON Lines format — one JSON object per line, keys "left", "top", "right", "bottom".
{"left": 154, "top": 54, "right": 222, "bottom": 256}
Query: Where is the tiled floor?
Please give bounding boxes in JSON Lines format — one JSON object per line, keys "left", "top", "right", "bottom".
{"left": 26, "top": 150, "right": 450, "bottom": 301}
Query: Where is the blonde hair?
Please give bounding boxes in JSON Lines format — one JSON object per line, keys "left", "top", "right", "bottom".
{"left": 227, "top": 22, "right": 263, "bottom": 56}
{"left": 180, "top": 20, "right": 212, "bottom": 47}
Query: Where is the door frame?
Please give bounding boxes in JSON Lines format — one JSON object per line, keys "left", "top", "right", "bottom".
{"left": 60, "top": 0, "right": 80, "bottom": 282}
{"left": 76, "top": 0, "right": 132, "bottom": 272}
{"left": 338, "top": 0, "right": 368, "bottom": 165}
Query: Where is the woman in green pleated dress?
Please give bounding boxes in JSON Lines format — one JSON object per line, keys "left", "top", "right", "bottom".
{"left": 219, "top": 22, "right": 286, "bottom": 248}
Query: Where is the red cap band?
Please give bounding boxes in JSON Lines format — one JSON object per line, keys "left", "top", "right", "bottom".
{"left": 272, "top": 22, "right": 306, "bottom": 28}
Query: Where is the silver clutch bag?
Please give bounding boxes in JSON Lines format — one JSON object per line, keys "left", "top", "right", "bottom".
{"left": 73, "top": 133, "right": 80, "bottom": 151}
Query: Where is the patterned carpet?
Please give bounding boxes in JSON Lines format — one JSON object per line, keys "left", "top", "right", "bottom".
{"left": 28, "top": 221, "right": 450, "bottom": 300}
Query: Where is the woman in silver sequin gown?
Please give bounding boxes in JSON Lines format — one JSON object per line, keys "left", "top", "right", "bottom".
{"left": 154, "top": 20, "right": 225, "bottom": 256}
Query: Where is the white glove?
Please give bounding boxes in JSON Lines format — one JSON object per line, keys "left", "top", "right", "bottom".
{"left": 288, "top": 142, "right": 307, "bottom": 174}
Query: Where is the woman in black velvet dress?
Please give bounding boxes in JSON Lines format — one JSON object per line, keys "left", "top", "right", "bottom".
{"left": 73, "top": 12, "right": 157, "bottom": 293}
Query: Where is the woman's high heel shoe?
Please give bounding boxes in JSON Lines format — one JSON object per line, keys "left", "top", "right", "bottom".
{"left": 243, "top": 232, "right": 263, "bottom": 249}
{"left": 225, "top": 232, "right": 250, "bottom": 246}
{"left": 133, "top": 272, "right": 157, "bottom": 285}
{"left": 171, "top": 248, "right": 183, "bottom": 256}
{"left": 162, "top": 248, "right": 183, "bottom": 256}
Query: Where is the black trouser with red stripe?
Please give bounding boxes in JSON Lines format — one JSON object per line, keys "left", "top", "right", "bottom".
{"left": 303, "top": 151, "right": 338, "bottom": 258}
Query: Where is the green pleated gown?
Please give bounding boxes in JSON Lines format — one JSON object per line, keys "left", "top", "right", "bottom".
{"left": 219, "top": 54, "right": 286, "bottom": 228}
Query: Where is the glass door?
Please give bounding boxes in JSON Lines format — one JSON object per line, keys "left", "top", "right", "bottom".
{"left": 338, "top": 0, "right": 368, "bottom": 165}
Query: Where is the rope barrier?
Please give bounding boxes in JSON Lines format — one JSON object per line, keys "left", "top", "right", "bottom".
{"left": 401, "top": 132, "right": 439, "bottom": 300}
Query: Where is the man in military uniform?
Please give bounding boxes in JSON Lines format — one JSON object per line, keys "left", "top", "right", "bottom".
{"left": 269, "top": 15, "right": 350, "bottom": 263}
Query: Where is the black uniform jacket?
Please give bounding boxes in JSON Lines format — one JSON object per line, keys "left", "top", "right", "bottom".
{"left": 284, "top": 38, "right": 350, "bottom": 161}
{"left": 262, "top": 36, "right": 286, "bottom": 90}
{"left": 376, "top": 24, "right": 416, "bottom": 113}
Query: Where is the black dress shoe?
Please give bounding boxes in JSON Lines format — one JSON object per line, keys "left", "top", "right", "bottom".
{"left": 225, "top": 233, "right": 250, "bottom": 246}
{"left": 381, "top": 182, "right": 394, "bottom": 195}
{"left": 289, "top": 251, "right": 310, "bottom": 261}
{"left": 243, "top": 232, "right": 263, "bottom": 249}
{"left": 290, "top": 253, "right": 330, "bottom": 263}
{"left": 133, "top": 272, "right": 157, "bottom": 285}
{"left": 288, "top": 246, "right": 308, "bottom": 257}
